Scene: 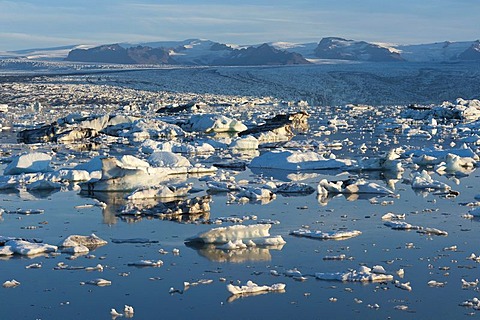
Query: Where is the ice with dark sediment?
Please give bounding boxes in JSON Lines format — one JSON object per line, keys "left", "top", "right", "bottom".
{"left": 317, "top": 178, "right": 394, "bottom": 196}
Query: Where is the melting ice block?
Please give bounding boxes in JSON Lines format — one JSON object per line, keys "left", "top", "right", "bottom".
{"left": 183, "top": 114, "right": 247, "bottom": 133}
{"left": 5, "top": 240, "right": 57, "bottom": 256}
{"left": 317, "top": 178, "right": 394, "bottom": 195}
{"left": 185, "top": 224, "right": 286, "bottom": 246}
{"left": 227, "top": 280, "right": 286, "bottom": 295}
{"left": 316, "top": 265, "right": 394, "bottom": 282}
{"left": 290, "top": 229, "right": 362, "bottom": 240}
{"left": 4, "top": 152, "right": 53, "bottom": 175}
{"left": 59, "top": 234, "right": 107, "bottom": 248}
{"left": 249, "top": 150, "right": 355, "bottom": 170}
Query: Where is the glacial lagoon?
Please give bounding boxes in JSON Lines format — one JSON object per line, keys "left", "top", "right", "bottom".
{"left": 1, "top": 64, "right": 480, "bottom": 319}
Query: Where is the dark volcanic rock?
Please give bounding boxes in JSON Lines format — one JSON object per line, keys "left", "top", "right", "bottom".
{"left": 314, "top": 37, "right": 404, "bottom": 62}
{"left": 66, "top": 44, "right": 135, "bottom": 64}
{"left": 239, "top": 111, "right": 310, "bottom": 137}
{"left": 213, "top": 43, "right": 311, "bottom": 66}
{"left": 66, "top": 44, "right": 175, "bottom": 64}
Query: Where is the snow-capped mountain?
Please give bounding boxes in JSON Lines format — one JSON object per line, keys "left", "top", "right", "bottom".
{"left": 312, "top": 37, "right": 404, "bottom": 62}
{"left": 2, "top": 37, "right": 480, "bottom": 65}
{"left": 65, "top": 40, "right": 310, "bottom": 66}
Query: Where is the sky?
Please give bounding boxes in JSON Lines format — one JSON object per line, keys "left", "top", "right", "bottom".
{"left": 1, "top": 0, "right": 479, "bottom": 51}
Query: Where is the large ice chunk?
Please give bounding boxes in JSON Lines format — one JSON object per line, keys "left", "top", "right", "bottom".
{"left": 4, "top": 152, "right": 52, "bottom": 175}
{"left": 183, "top": 114, "right": 247, "bottom": 133}
{"left": 227, "top": 280, "right": 286, "bottom": 295}
{"left": 185, "top": 224, "right": 285, "bottom": 246}
{"left": 316, "top": 265, "right": 394, "bottom": 282}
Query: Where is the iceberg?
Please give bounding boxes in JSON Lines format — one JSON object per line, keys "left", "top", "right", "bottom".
{"left": 317, "top": 178, "right": 394, "bottom": 195}
{"left": 249, "top": 150, "right": 355, "bottom": 170}
{"left": 185, "top": 224, "right": 286, "bottom": 246}
{"left": 182, "top": 114, "right": 247, "bottom": 133}
{"left": 315, "top": 265, "right": 394, "bottom": 282}
{"left": 290, "top": 229, "right": 362, "bottom": 240}
{"left": 227, "top": 280, "right": 286, "bottom": 295}
{"left": 4, "top": 152, "right": 53, "bottom": 175}
{"left": 59, "top": 234, "right": 107, "bottom": 248}
{"left": 5, "top": 240, "right": 57, "bottom": 256}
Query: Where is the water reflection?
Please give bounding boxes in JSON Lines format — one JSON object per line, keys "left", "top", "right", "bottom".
{"left": 227, "top": 290, "right": 286, "bottom": 303}
{"left": 186, "top": 242, "right": 284, "bottom": 263}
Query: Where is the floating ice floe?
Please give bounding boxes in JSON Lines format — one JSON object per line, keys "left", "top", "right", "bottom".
{"left": 83, "top": 278, "right": 111, "bottom": 286}
{"left": 3, "top": 279, "right": 20, "bottom": 288}
{"left": 358, "top": 148, "right": 404, "bottom": 172}
{"left": 249, "top": 150, "right": 355, "bottom": 171}
{"left": 411, "top": 170, "right": 451, "bottom": 190}
{"left": 384, "top": 221, "right": 422, "bottom": 230}
{"left": 126, "top": 183, "right": 192, "bottom": 200}
{"left": 79, "top": 154, "right": 215, "bottom": 191}
{"left": 59, "top": 234, "right": 107, "bottom": 249}
{"left": 459, "top": 297, "right": 480, "bottom": 309}
{"left": 290, "top": 229, "right": 362, "bottom": 240}
{"left": 185, "top": 224, "right": 286, "bottom": 248}
{"left": 315, "top": 265, "right": 394, "bottom": 282}
{"left": 417, "top": 227, "right": 448, "bottom": 236}
{"left": 402, "top": 98, "right": 480, "bottom": 122}
{"left": 227, "top": 280, "right": 286, "bottom": 295}
{"left": 1, "top": 240, "right": 57, "bottom": 256}
{"left": 394, "top": 280, "right": 412, "bottom": 291}
{"left": 435, "top": 153, "right": 477, "bottom": 174}
{"left": 127, "top": 260, "right": 163, "bottom": 267}
{"left": 182, "top": 114, "right": 247, "bottom": 133}
{"left": 381, "top": 212, "right": 406, "bottom": 220}
{"left": 427, "top": 280, "right": 446, "bottom": 287}
{"left": 230, "top": 135, "right": 259, "bottom": 150}
{"left": 461, "top": 279, "right": 479, "bottom": 288}
{"left": 317, "top": 178, "right": 394, "bottom": 196}
{"left": 239, "top": 112, "right": 309, "bottom": 145}
{"left": 4, "top": 152, "right": 53, "bottom": 175}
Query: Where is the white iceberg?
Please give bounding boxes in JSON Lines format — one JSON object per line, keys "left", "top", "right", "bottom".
{"left": 59, "top": 234, "right": 107, "bottom": 248}
{"left": 183, "top": 114, "right": 247, "bottom": 133}
{"left": 411, "top": 170, "right": 451, "bottom": 190}
{"left": 126, "top": 183, "right": 192, "bottom": 200}
{"left": 249, "top": 150, "right": 355, "bottom": 170}
{"left": 227, "top": 280, "right": 286, "bottom": 295}
{"left": 5, "top": 240, "right": 57, "bottom": 255}
{"left": 290, "top": 229, "right": 362, "bottom": 240}
{"left": 4, "top": 152, "right": 52, "bottom": 175}
{"left": 315, "top": 265, "right": 394, "bottom": 282}
{"left": 185, "top": 224, "right": 286, "bottom": 246}
{"left": 318, "top": 178, "right": 394, "bottom": 195}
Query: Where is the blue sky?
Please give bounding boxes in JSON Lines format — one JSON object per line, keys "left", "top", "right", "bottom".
{"left": 1, "top": 0, "right": 478, "bottom": 50}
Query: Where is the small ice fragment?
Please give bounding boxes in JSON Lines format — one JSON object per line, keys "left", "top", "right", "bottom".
{"left": 110, "top": 308, "right": 123, "bottom": 317}
{"left": 461, "top": 279, "right": 479, "bottom": 288}
{"left": 25, "top": 263, "right": 42, "bottom": 269}
{"left": 172, "top": 248, "right": 180, "bottom": 255}
{"left": 394, "top": 280, "right": 412, "bottom": 291}
{"left": 427, "top": 280, "right": 446, "bottom": 287}
{"left": 285, "top": 268, "right": 302, "bottom": 278}
{"left": 394, "top": 305, "right": 409, "bottom": 311}
{"left": 3, "top": 279, "right": 20, "bottom": 288}
{"left": 396, "top": 269, "right": 405, "bottom": 278}
{"left": 227, "top": 280, "right": 286, "bottom": 295}
{"left": 124, "top": 305, "right": 134, "bottom": 315}
{"left": 128, "top": 260, "right": 163, "bottom": 267}
{"left": 270, "top": 270, "right": 279, "bottom": 276}
{"left": 86, "top": 278, "right": 111, "bottom": 286}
